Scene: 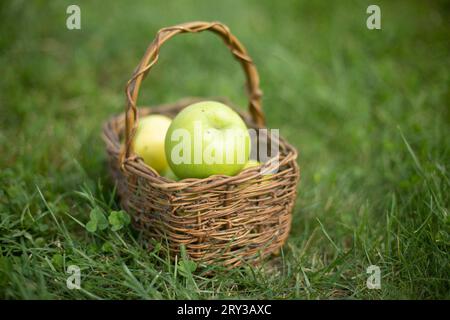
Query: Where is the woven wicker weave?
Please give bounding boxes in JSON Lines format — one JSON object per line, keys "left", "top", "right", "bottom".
{"left": 102, "top": 21, "right": 300, "bottom": 267}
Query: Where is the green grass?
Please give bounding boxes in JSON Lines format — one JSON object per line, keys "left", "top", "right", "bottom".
{"left": 0, "top": 0, "right": 449, "bottom": 299}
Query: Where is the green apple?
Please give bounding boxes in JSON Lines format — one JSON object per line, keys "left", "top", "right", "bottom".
{"left": 239, "top": 160, "right": 273, "bottom": 189}
{"left": 162, "top": 166, "right": 179, "bottom": 181}
{"left": 133, "top": 114, "right": 172, "bottom": 173}
{"left": 242, "top": 159, "right": 261, "bottom": 170}
{"left": 165, "top": 101, "right": 250, "bottom": 179}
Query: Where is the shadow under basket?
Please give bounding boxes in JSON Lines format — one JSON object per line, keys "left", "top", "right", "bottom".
{"left": 102, "top": 22, "right": 300, "bottom": 268}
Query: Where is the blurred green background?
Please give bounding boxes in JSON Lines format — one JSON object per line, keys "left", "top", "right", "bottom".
{"left": 0, "top": 0, "right": 449, "bottom": 299}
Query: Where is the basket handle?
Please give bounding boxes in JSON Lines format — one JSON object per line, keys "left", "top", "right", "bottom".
{"left": 121, "top": 21, "right": 265, "bottom": 167}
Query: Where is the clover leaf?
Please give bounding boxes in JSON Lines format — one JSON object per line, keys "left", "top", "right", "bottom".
{"left": 108, "top": 210, "right": 131, "bottom": 231}
{"left": 85, "top": 220, "right": 97, "bottom": 233}
{"left": 86, "top": 207, "right": 108, "bottom": 233}
{"left": 177, "top": 244, "right": 197, "bottom": 277}
{"left": 178, "top": 259, "right": 197, "bottom": 276}
{"left": 51, "top": 253, "right": 64, "bottom": 269}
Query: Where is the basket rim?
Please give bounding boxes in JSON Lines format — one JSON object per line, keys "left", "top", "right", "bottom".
{"left": 102, "top": 97, "right": 299, "bottom": 190}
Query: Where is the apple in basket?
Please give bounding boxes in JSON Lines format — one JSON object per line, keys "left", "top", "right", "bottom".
{"left": 133, "top": 114, "right": 172, "bottom": 174}
{"left": 162, "top": 166, "right": 179, "bottom": 181}
{"left": 165, "top": 101, "right": 251, "bottom": 179}
{"left": 239, "top": 159, "right": 274, "bottom": 189}
{"left": 242, "top": 160, "right": 274, "bottom": 180}
{"left": 242, "top": 159, "right": 261, "bottom": 170}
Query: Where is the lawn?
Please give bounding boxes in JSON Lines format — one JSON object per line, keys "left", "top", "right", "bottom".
{"left": 0, "top": 0, "right": 449, "bottom": 299}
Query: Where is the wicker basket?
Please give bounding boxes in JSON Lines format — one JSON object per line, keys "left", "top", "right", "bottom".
{"left": 102, "top": 21, "right": 300, "bottom": 267}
